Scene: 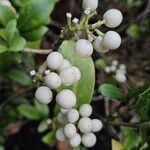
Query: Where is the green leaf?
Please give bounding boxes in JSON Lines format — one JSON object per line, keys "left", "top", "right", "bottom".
{"left": 0, "top": 4, "right": 16, "bottom": 26}
{"left": 17, "top": 0, "right": 56, "bottom": 32}
{"left": 59, "top": 41, "right": 95, "bottom": 107}
{"left": 99, "top": 84, "right": 124, "bottom": 100}
{"left": 126, "top": 87, "right": 140, "bottom": 100}
{"left": 137, "top": 87, "right": 150, "bottom": 121}
{"left": 127, "top": 24, "right": 141, "bottom": 39}
{"left": 0, "top": 44, "right": 7, "bottom": 53}
{"left": 22, "top": 26, "right": 48, "bottom": 41}
{"left": 10, "top": 0, "right": 31, "bottom": 7}
{"left": 35, "top": 100, "right": 49, "bottom": 117}
{"left": 18, "top": 104, "right": 45, "bottom": 120}
{"left": 0, "top": 145, "right": 4, "bottom": 150}
{"left": 95, "top": 58, "right": 108, "bottom": 69}
{"left": 9, "top": 35, "right": 26, "bottom": 51}
{"left": 7, "top": 69, "right": 32, "bottom": 86}
{"left": 123, "top": 127, "right": 142, "bottom": 150}
{"left": 42, "top": 131, "right": 55, "bottom": 145}
{"left": 6, "top": 19, "right": 17, "bottom": 42}
{"left": 0, "top": 28, "right": 7, "bottom": 40}
{"left": 38, "top": 119, "right": 50, "bottom": 133}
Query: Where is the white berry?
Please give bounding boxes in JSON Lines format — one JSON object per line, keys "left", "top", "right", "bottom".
{"left": 64, "top": 123, "right": 77, "bottom": 139}
{"left": 56, "top": 89, "right": 76, "bottom": 109}
{"left": 58, "top": 59, "right": 72, "bottom": 72}
{"left": 57, "top": 113, "right": 68, "bottom": 125}
{"left": 112, "top": 60, "right": 118, "bottom": 66}
{"left": 115, "top": 73, "right": 126, "bottom": 83}
{"left": 72, "top": 66, "right": 81, "bottom": 82}
{"left": 35, "top": 86, "right": 53, "bottom": 104}
{"left": 46, "top": 52, "right": 63, "bottom": 70}
{"left": 91, "top": 119, "right": 103, "bottom": 133}
{"left": 55, "top": 128, "right": 66, "bottom": 142}
{"left": 93, "top": 36, "right": 109, "bottom": 53}
{"left": 67, "top": 109, "right": 79, "bottom": 123}
{"left": 78, "top": 117, "right": 92, "bottom": 133}
{"left": 60, "top": 108, "right": 70, "bottom": 115}
{"left": 119, "top": 64, "right": 126, "bottom": 71}
{"left": 103, "top": 9, "right": 123, "bottom": 28}
{"left": 110, "top": 65, "right": 116, "bottom": 72}
{"left": 75, "top": 39, "right": 93, "bottom": 58}
{"left": 59, "top": 67, "right": 76, "bottom": 86}
{"left": 45, "top": 72, "right": 62, "bottom": 89}
{"left": 82, "top": 0, "right": 98, "bottom": 12}
{"left": 69, "top": 133, "right": 81, "bottom": 147}
{"left": 105, "top": 67, "right": 111, "bottom": 74}
{"left": 102, "top": 31, "right": 121, "bottom": 50}
{"left": 79, "top": 104, "right": 92, "bottom": 117}
{"left": 82, "top": 132, "right": 97, "bottom": 147}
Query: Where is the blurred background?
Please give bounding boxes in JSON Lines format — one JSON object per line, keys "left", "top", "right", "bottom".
{"left": 0, "top": 0, "right": 150, "bottom": 150}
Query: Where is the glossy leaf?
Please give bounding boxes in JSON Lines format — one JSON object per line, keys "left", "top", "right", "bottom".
{"left": 9, "top": 35, "right": 26, "bottom": 51}
{"left": 17, "top": 0, "right": 56, "bottom": 32}
{"left": 38, "top": 119, "right": 51, "bottom": 133}
{"left": 59, "top": 41, "right": 95, "bottom": 107}
{"left": 0, "top": 4, "right": 16, "bottom": 26}
{"left": 99, "top": 84, "right": 124, "bottom": 100}
{"left": 0, "top": 44, "right": 7, "bottom": 53}
{"left": 18, "top": 104, "right": 45, "bottom": 120}
{"left": 0, "top": 29, "right": 7, "bottom": 40}
{"left": 22, "top": 26, "right": 48, "bottom": 41}
{"left": 7, "top": 69, "right": 32, "bottom": 86}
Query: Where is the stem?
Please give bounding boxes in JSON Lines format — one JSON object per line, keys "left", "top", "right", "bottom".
{"left": 91, "top": 19, "right": 106, "bottom": 29}
{"left": 94, "top": 29, "right": 105, "bottom": 37}
{"left": 103, "top": 120, "right": 150, "bottom": 128}
{"left": 23, "top": 48, "right": 52, "bottom": 54}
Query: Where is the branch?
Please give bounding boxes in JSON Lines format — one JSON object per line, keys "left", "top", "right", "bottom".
{"left": 103, "top": 120, "right": 150, "bottom": 128}
{"left": 23, "top": 48, "right": 52, "bottom": 54}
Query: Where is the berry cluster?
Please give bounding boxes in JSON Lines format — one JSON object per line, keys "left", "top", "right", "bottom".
{"left": 105, "top": 60, "right": 127, "bottom": 83}
{"left": 55, "top": 104, "right": 103, "bottom": 148}
{"left": 71, "top": 0, "right": 123, "bottom": 58}
{"left": 35, "top": 52, "right": 81, "bottom": 104}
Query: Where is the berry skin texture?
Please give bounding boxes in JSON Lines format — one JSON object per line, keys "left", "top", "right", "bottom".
{"left": 35, "top": 86, "right": 53, "bottom": 104}
{"left": 69, "top": 133, "right": 81, "bottom": 148}
{"left": 46, "top": 52, "right": 63, "bottom": 70}
{"left": 64, "top": 123, "right": 77, "bottom": 139}
{"left": 72, "top": 66, "right": 81, "bottom": 82}
{"left": 56, "top": 89, "right": 76, "bottom": 109}
{"left": 93, "top": 36, "right": 109, "bottom": 53}
{"left": 79, "top": 104, "right": 92, "bottom": 117}
{"left": 45, "top": 72, "right": 62, "bottom": 89}
{"left": 67, "top": 109, "right": 79, "bottom": 123}
{"left": 60, "top": 108, "right": 70, "bottom": 115}
{"left": 115, "top": 73, "right": 126, "bottom": 83}
{"left": 82, "top": 0, "right": 98, "bottom": 12}
{"left": 91, "top": 119, "right": 103, "bottom": 133}
{"left": 59, "top": 67, "right": 76, "bottom": 86}
{"left": 58, "top": 59, "right": 72, "bottom": 72}
{"left": 55, "top": 128, "right": 66, "bottom": 142}
{"left": 82, "top": 132, "right": 97, "bottom": 148}
{"left": 75, "top": 39, "right": 93, "bottom": 58}
{"left": 78, "top": 117, "right": 92, "bottom": 133}
{"left": 57, "top": 113, "right": 68, "bottom": 125}
{"left": 102, "top": 31, "right": 121, "bottom": 50}
{"left": 103, "top": 9, "right": 123, "bottom": 28}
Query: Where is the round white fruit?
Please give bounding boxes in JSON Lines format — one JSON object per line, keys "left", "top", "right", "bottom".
{"left": 46, "top": 52, "right": 63, "bottom": 70}
{"left": 64, "top": 123, "right": 77, "bottom": 139}
{"left": 78, "top": 117, "right": 92, "bottom": 133}
{"left": 82, "top": 0, "right": 98, "bottom": 12}
{"left": 55, "top": 128, "right": 66, "bottom": 142}
{"left": 105, "top": 67, "right": 111, "bottom": 74}
{"left": 82, "top": 132, "right": 97, "bottom": 147}
{"left": 60, "top": 108, "right": 70, "bottom": 115}
{"left": 59, "top": 67, "right": 76, "bottom": 86}
{"left": 110, "top": 65, "right": 116, "bottom": 72}
{"left": 69, "top": 133, "right": 81, "bottom": 147}
{"left": 93, "top": 36, "right": 109, "bottom": 53}
{"left": 75, "top": 39, "right": 93, "bottom": 58}
{"left": 45, "top": 72, "right": 62, "bottom": 89}
{"left": 57, "top": 113, "right": 68, "bottom": 125}
{"left": 67, "top": 109, "right": 79, "bottom": 123}
{"left": 91, "top": 119, "right": 103, "bottom": 133}
{"left": 102, "top": 31, "right": 121, "bottom": 50}
{"left": 72, "top": 66, "right": 81, "bottom": 82}
{"left": 35, "top": 86, "right": 53, "bottom": 104}
{"left": 56, "top": 89, "right": 76, "bottom": 109}
{"left": 103, "top": 9, "right": 123, "bottom": 28}
{"left": 115, "top": 73, "right": 126, "bottom": 83}
{"left": 58, "top": 59, "right": 72, "bottom": 72}
{"left": 112, "top": 60, "right": 118, "bottom": 66}
{"left": 79, "top": 104, "right": 92, "bottom": 117}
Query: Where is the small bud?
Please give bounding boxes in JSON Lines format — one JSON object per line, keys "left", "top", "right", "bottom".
{"left": 30, "top": 70, "right": 36, "bottom": 76}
